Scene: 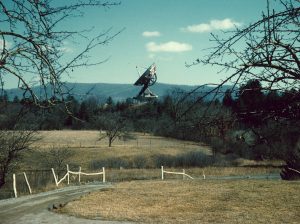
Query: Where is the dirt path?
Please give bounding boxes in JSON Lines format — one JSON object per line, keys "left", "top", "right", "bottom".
{"left": 0, "top": 183, "right": 133, "bottom": 224}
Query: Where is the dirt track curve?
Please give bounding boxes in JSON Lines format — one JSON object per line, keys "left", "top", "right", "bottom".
{"left": 0, "top": 183, "right": 133, "bottom": 224}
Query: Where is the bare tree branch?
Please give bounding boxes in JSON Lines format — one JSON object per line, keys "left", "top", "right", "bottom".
{"left": 0, "top": 0, "right": 122, "bottom": 109}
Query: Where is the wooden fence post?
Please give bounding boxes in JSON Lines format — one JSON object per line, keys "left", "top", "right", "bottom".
{"left": 102, "top": 167, "right": 106, "bottom": 183}
{"left": 23, "top": 172, "right": 32, "bottom": 194}
{"left": 51, "top": 168, "right": 58, "bottom": 187}
{"left": 79, "top": 166, "right": 81, "bottom": 183}
{"left": 13, "top": 174, "right": 17, "bottom": 198}
{"left": 161, "top": 166, "right": 164, "bottom": 180}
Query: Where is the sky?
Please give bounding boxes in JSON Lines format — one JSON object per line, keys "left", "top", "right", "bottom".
{"left": 4, "top": 0, "right": 284, "bottom": 88}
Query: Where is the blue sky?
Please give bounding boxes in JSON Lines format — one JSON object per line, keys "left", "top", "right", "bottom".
{"left": 5, "top": 0, "right": 284, "bottom": 88}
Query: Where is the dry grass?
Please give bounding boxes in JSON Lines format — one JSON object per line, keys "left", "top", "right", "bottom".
{"left": 60, "top": 180, "right": 300, "bottom": 224}
{"left": 30, "top": 130, "right": 210, "bottom": 169}
{"left": 30, "top": 130, "right": 282, "bottom": 170}
{"left": 25, "top": 130, "right": 282, "bottom": 178}
{"left": 34, "top": 130, "right": 202, "bottom": 150}
{"left": 99, "top": 167, "right": 280, "bottom": 183}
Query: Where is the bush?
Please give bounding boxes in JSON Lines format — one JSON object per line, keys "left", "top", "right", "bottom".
{"left": 153, "top": 151, "right": 214, "bottom": 168}
{"left": 90, "top": 157, "right": 130, "bottom": 169}
{"left": 209, "top": 137, "right": 225, "bottom": 156}
{"left": 133, "top": 155, "right": 147, "bottom": 169}
{"left": 175, "top": 151, "right": 214, "bottom": 167}
{"left": 281, "top": 147, "right": 300, "bottom": 180}
{"left": 153, "top": 154, "right": 174, "bottom": 168}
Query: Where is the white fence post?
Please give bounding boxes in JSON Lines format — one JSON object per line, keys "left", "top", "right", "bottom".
{"left": 183, "top": 169, "right": 185, "bottom": 180}
{"left": 13, "top": 174, "right": 17, "bottom": 198}
{"left": 79, "top": 166, "right": 81, "bottom": 183}
{"left": 53, "top": 166, "right": 106, "bottom": 187}
{"left": 23, "top": 172, "right": 32, "bottom": 194}
{"left": 67, "top": 164, "right": 70, "bottom": 185}
{"left": 51, "top": 168, "right": 58, "bottom": 187}
{"left": 102, "top": 167, "right": 106, "bottom": 183}
{"left": 203, "top": 170, "right": 206, "bottom": 180}
{"left": 162, "top": 167, "right": 194, "bottom": 180}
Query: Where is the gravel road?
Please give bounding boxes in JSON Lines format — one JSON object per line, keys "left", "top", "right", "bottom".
{"left": 0, "top": 183, "right": 133, "bottom": 224}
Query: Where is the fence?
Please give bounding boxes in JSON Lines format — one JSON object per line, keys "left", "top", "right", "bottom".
{"left": 161, "top": 166, "right": 195, "bottom": 180}
{"left": 11, "top": 165, "right": 105, "bottom": 198}
{"left": 9, "top": 166, "right": 205, "bottom": 199}
{"left": 51, "top": 165, "right": 105, "bottom": 187}
{"left": 12, "top": 172, "right": 32, "bottom": 198}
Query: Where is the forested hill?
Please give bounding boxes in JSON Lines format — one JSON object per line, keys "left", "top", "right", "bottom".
{"left": 5, "top": 82, "right": 231, "bottom": 102}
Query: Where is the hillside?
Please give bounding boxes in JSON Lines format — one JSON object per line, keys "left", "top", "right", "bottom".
{"left": 5, "top": 82, "right": 230, "bottom": 102}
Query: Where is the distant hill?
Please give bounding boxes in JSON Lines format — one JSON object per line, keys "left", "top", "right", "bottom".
{"left": 5, "top": 82, "right": 231, "bottom": 102}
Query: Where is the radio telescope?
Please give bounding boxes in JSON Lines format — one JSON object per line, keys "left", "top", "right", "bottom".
{"left": 133, "top": 63, "right": 158, "bottom": 100}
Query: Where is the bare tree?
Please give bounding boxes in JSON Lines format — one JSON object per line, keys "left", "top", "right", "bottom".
{"left": 179, "top": 0, "right": 300, "bottom": 135}
{"left": 0, "top": 0, "right": 121, "bottom": 111}
{"left": 97, "top": 113, "right": 130, "bottom": 147}
{"left": 188, "top": 0, "right": 299, "bottom": 90}
{"left": 31, "top": 146, "right": 74, "bottom": 176}
{"left": 184, "top": 0, "right": 300, "bottom": 178}
{"left": 185, "top": 0, "right": 299, "bottom": 118}
{"left": 0, "top": 130, "right": 37, "bottom": 188}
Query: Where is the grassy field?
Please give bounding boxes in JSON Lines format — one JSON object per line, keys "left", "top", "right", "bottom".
{"left": 1, "top": 130, "right": 283, "bottom": 200}
{"left": 26, "top": 130, "right": 282, "bottom": 180}
{"left": 29, "top": 130, "right": 282, "bottom": 169}
{"left": 30, "top": 130, "right": 210, "bottom": 169}
{"left": 34, "top": 131, "right": 296, "bottom": 223}
{"left": 59, "top": 179, "right": 300, "bottom": 223}
{"left": 3, "top": 130, "right": 297, "bottom": 223}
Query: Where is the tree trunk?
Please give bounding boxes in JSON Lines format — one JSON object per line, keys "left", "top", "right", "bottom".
{"left": 0, "top": 172, "right": 6, "bottom": 189}
{"left": 109, "top": 138, "right": 112, "bottom": 147}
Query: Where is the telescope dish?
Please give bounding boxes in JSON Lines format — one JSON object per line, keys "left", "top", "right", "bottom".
{"left": 133, "top": 63, "right": 158, "bottom": 100}
{"left": 134, "top": 63, "right": 157, "bottom": 86}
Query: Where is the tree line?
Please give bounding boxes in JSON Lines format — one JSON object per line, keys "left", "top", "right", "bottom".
{"left": 1, "top": 82, "right": 299, "bottom": 158}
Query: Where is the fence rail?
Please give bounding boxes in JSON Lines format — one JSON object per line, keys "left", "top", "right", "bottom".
{"left": 51, "top": 165, "right": 105, "bottom": 187}
{"left": 10, "top": 166, "right": 202, "bottom": 199}
{"left": 161, "top": 166, "right": 194, "bottom": 180}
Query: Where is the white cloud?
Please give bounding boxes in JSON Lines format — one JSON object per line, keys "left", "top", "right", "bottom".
{"left": 58, "top": 46, "right": 74, "bottom": 53}
{"left": 58, "top": 42, "right": 74, "bottom": 53}
{"left": 142, "top": 31, "right": 161, "bottom": 37}
{"left": 181, "top": 18, "right": 242, "bottom": 33}
{"left": 146, "top": 41, "right": 192, "bottom": 53}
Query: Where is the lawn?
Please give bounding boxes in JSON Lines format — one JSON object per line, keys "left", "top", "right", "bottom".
{"left": 59, "top": 179, "right": 300, "bottom": 223}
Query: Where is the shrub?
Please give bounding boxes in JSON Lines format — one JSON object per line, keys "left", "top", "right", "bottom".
{"left": 153, "top": 151, "right": 214, "bottom": 168}
{"left": 133, "top": 155, "right": 147, "bottom": 169}
{"left": 90, "top": 158, "right": 130, "bottom": 169}
{"left": 281, "top": 146, "right": 300, "bottom": 180}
